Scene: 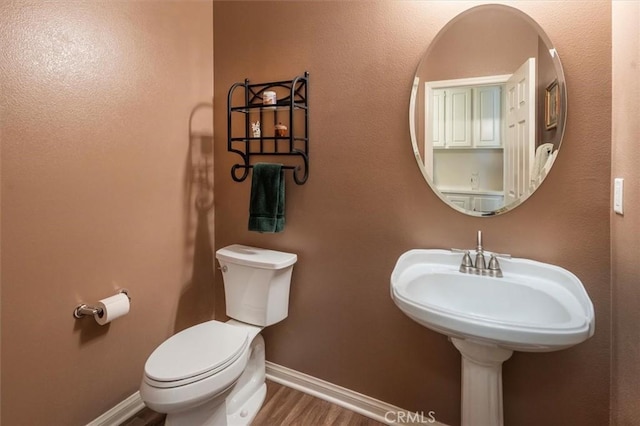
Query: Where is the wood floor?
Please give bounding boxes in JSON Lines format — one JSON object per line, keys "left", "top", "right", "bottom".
{"left": 124, "top": 380, "right": 385, "bottom": 426}
{"left": 253, "top": 381, "right": 384, "bottom": 425}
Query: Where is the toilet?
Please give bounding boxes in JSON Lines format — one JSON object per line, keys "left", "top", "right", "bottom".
{"left": 140, "top": 244, "right": 297, "bottom": 426}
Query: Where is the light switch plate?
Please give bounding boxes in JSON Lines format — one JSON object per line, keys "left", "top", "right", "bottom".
{"left": 614, "top": 178, "right": 624, "bottom": 215}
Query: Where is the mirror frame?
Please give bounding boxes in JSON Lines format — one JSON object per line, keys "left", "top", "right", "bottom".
{"left": 409, "top": 4, "right": 567, "bottom": 217}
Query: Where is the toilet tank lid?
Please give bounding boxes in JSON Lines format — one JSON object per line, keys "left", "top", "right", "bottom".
{"left": 216, "top": 244, "right": 297, "bottom": 269}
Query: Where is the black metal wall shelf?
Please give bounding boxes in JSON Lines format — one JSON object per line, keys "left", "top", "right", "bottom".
{"left": 227, "top": 72, "right": 309, "bottom": 185}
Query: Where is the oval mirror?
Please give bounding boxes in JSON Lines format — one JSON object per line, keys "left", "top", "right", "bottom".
{"left": 410, "top": 4, "right": 567, "bottom": 216}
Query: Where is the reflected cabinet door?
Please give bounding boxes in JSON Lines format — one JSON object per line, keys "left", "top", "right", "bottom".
{"left": 445, "top": 88, "right": 473, "bottom": 147}
{"left": 473, "top": 86, "right": 502, "bottom": 147}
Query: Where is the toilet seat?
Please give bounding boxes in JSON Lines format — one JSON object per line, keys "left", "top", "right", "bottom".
{"left": 144, "top": 321, "right": 249, "bottom": 389}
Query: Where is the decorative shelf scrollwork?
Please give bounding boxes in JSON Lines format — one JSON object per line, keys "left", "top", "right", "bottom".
{"left": 227, "top": 72, "right": 309, "bottom": 185}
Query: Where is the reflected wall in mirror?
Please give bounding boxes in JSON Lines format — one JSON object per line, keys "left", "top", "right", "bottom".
{"left": 410, "top": 4, "right": 566, "bottom": 216}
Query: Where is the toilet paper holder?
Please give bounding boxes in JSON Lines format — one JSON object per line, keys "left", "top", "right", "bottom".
{"left": 73, "top": 289, "right": 130, "bottom": 319}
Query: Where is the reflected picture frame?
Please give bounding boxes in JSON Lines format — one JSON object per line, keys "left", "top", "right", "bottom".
{"left": 545, "top": 79, "right": 559, "bottom": 130}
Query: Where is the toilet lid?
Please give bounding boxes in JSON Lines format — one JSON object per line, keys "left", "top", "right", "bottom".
{"left": 216, "top": 244, "right": 297, "bottom": 269}
{"left": 144, "top": 321, "right": 248, "bottom": 387}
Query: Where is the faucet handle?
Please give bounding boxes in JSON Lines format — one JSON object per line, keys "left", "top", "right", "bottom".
{"left": 451, "top": 248, "right": 469, "bottom": 254}
{"left": 452, "top": 249, "right": 474, "bottom": 271}
{"left": 487, "top": 254, "right": 504, "bottom": 278}
{"left": 460, "top": 251, "right": 475, "bottom": 273}
{"left": 488, "top": 252, "right": 511, "bottom": 259}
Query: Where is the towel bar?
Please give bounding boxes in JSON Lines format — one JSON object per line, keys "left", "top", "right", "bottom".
{"left": 231, "top": 162, "right": 308, "bottom": 185}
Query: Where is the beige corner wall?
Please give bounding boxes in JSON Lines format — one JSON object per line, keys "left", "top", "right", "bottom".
{"left": 214, "top": 2, "right": 611, "bottom": 425}
{"left": 611, "top": 1, "right": 640, "bottom": 424}
{"left": 0, "top": 1, "right": 213, "bottom": 424}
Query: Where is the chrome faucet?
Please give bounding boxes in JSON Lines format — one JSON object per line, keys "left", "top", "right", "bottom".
{"left": 452, "top": 230, "right": 510, "bottom": 277}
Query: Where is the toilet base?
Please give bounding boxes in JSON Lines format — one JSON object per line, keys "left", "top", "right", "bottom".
{"left": 227, "top": 382, "right": 266, "bottom": 425}
{"left": 166, "top": 383, "right": 266, "bottom": 426}
{"left": 165, "top": 392, "right": 228, "bottom": 426}
{"left": 163, "top": 327, "right": 266, "bottom": 426}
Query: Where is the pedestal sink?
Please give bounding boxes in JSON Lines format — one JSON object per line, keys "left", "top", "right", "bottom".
{"left": 390, "top": 249, "right": 594, "bottom": 426}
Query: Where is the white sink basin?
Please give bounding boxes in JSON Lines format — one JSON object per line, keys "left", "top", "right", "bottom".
{"left": 390, "top": 249, "right": 595, "bottom": 352}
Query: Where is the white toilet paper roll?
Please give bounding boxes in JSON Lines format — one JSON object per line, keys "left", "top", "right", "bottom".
{"left": 95, "top": 293, "right": 130, "bottom": 325}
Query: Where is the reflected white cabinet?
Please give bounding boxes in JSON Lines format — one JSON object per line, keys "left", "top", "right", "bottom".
{"left": 472, "top": 195, "right": 504, "bottom": 212}
{"left": 430, "top": 89, "right": 446, "bottom": 147}
{"left": 446, "top": 87, "right": 473, "bottom": 147}
{"left": 431, "top": 88, "right": 472, "bottom": 147}
{"left": 443, "top": 191, "right": 504, "bottom": 213}
{"left": 473, "top": 86, "right": 502, "bottom": 147}
{"left": 429, "top": 85, "right": 502, "bottom": 148}
{"left": 445, "top": 194, "right": 471, "bottom": 210}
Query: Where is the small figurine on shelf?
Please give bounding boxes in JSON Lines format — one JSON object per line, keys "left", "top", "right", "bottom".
{"left": 275, "top": 122, "right": 288, "bottom": 137}
{"left": 251, "top": 121, "right": 261, "bottom": 138}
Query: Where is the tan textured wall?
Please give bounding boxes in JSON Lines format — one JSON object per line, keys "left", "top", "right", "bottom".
{"left": 214, "top": 2, "right": 611, "bottom": 425}
{"left": 0, "top": 1, "right": 213, "bottom": 424}
{"left": 611, "top": 1, "right": 640, "bottom": 424}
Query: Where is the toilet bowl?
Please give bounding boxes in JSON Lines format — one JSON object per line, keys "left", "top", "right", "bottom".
{"left": 140, "top": 245, "right": 297, "bottom": 426}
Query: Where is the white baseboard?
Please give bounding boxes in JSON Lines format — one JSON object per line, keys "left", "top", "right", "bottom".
{"left": 88, "top": 364, "right": 449, "bottom": 426}
{"left": 266, "top": 361, "right": 448, "bottom": 426}
{"left": 86, "top": 391, "right": 145, "bottom": 426}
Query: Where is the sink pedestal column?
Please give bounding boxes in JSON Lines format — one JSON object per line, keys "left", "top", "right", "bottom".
{"left": 451, "top": 338, "right": 513, "bottom": 426}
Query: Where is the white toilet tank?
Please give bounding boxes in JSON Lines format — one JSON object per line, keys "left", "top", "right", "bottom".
{"left": 215, "top": 244, "right": 297, "bottom": 326}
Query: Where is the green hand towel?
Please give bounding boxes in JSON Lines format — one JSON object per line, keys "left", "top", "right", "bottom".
{"left": 248, "top": 163, "right": 285, "bottom": 233}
